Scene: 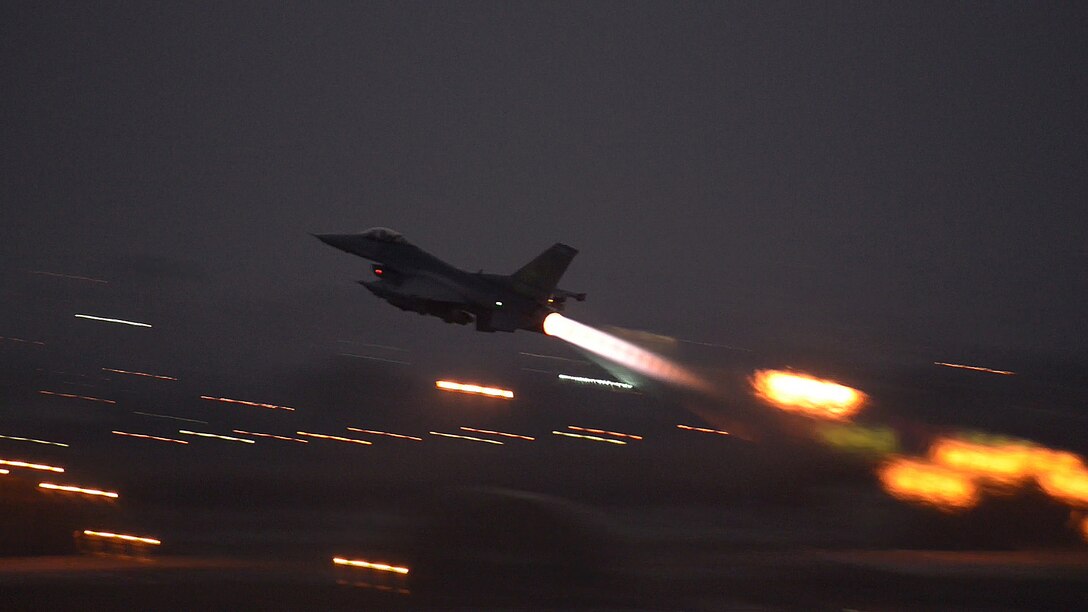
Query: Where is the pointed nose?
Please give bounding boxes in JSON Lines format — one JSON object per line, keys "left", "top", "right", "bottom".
{"left": 312, "top": 233, "right": 353, "bottom": 251}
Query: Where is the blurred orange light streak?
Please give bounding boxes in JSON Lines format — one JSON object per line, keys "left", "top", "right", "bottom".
{"left": 38, "top": 390, "right": 115, "bottom": 405}
{"left": 877, "top": 457, "right": 979, "bottom": 511}
{"left": 750, "top": 370, "right": 865, "bottom": 420}
{"left": 103, "top": 368, "right": 177, "bottom": 381}
{"left": 435, "top": 380, "right": 514, "bottom": 399}
{"left": 677, "top": 424, "right": 731, "bottom": 436}
{"left": 178, "top": 429, "right": 256, "bottom": 444}
{"left": 346, "top": 428, "right": 422, "bottom": 441}
{"left": 933, "top": 362, "right": 1015, "bottom": 375}
{"left": 232, "top": 429, "right": 308, "bottom": 443}
{"left": 83, "top": 530, "right": 160, "bottom": 545}
{"left": 551, "top": 431, "right": 626, "bottom": 445}
{"left": 0, "top": 469, "right": 8, "bottom": 475}
{"left": 0, "top": 434, "right": 68, "bottom": 447}
{"left": 200, "top": 395, "right": 296, "bottom": 411}
{"left": 541, "top": 313, "right": 708, "bottom": 391}
{"left": 296, "top": 431, "right": 372, "bottom": 445}
{"left": 39, "top": 482, "right": 118, "bottom": 498}
{"left": 567, "top": 425, "right": 642, "bottom": 440}
{"left": 333, "top": 557, "right": 409, "bottom": 575}
{"left": 111, "top": 431, "right": 188, "bottom": 445}
{"left": 429, "top": 431, "right": 503, "bottom": 445}
{"left": 459, "top": 427, "right": 535, "bottom": 441}
{"left": 1037, "top": 467, "right": 1088, "bottom": 506}
{"left": 0, "top": 459, "right": 64, "bottom": 473}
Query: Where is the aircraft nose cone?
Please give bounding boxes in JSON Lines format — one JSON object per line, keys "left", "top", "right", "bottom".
{"left": 313, "top": 233, "right": 353, "bottom": 251}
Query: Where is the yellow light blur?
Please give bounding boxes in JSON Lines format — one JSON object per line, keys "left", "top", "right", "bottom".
{"left": 346, "top": 428, "right": 422, "bottom": 441}
{"left": 38, "top": 390, "right": 116, "bottom": 405}
{"left": 0, "top": 469, "right": 8, "bottom": 475}
{"left": 112, "top": 430, "right": 189, "bottom": 445}
{"left": 333, "top": 557, "right": 409, "bottom": 575}
{"left": 83, "top": 530, "right": 161, "bottom": 545}
{"left": 435, "top": 380, "right": 514, "bottom": 399}
{"left": 429, "top": 431, "right": 503, "bottom": 445}
{"left": 750, "top": 370, "right": 865, "bottom": 420}
{"left": 877, "top": 457, "right": 979, "bottom": 511}
{"left": 1037, "top": 466, "right": 1088, "bottom": 506}
{"left": 296, "top": 431, "right": 372, "bottom": 445}
{"left": 232, "top": 429, "right": 309, "bottom": 443}
{"left": 818, "top": 424, "right": 898, "bottom": 454}
{"left": 0, "top": 434, "right": 69, "bottom": 447}
{"left": 74, "top": 314, "right": 152, "bottom": 328}
{"left": 200, "top": 395, "right": 296, "bottom": 411}
{"left": 551, "top": 431, "right": 626, "bottom": 445}
{"left": 459, "top": 427, "right": 534, "bottom": 441}
{"left": 677, "top": 424, "right": 731, "bottom": 436}
{"left": 39, "top": 482, "right": 119, "bottom": 498}
{"left": 934, "top": 361, "right": 1015, "bottom": 376}
{"left": 178, "top": 429, "right": 256, "bottom": 444}
{"left": 0, "top": 459, "right": 64, "bottom": 473}
{"left": 102, "top": 368, "right": 177, "bottom": 381}
{"left": 567, "top": 425, "right": 642, "bottom": 440}
{"left": 542, "top": 313, "right": 708, "bottom": 391}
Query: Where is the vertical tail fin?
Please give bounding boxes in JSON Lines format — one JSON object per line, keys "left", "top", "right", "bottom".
{"left": 510, "top": 243, "right": 578, "bottom": 300}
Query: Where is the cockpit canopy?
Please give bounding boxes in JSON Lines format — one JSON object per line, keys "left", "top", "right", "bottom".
{"left": 359, "top": 227, "right": 406, "bottom": 243}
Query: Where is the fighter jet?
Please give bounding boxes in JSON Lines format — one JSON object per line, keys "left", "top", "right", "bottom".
{"left": 314, "top": 227, "right": 585, "bottom": 333}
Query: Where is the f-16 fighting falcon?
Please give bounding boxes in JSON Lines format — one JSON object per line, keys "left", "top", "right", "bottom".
{"left": 314, "top": 228, "right": 585, "bottom": 333}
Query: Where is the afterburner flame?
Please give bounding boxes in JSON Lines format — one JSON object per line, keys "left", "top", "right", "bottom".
{"left": 878, "top": 457, "right": 979, "bottom": 511}
{"left": 542, "top": 313, "right": 707, "bottom": 391}
{"left": 928, "top": 438, "right": 1036, "bottom": 487}
{"left": 751, "top": 370, "right": 865, "bottom": 420}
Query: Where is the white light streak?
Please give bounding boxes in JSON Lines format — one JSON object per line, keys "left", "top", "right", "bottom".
{"left": 0, "top": 459, "right": 65, "bottom": 472}
{"left": 103, "top": 368, "right": 177, "bottom": 381}
{"left": 429, "top": 431, "right": 504, "bottom": 445}
{"left": 0, "top": 434, "right": 69, "bottom": 447}
{"left": 459, "top": 426, "right": 535, "bottom": 441}
{"left": 232, "top": 429, "right": 308, "bottom": 443}
{"left": 551, "top": 430, "right": 626, "bottom": 445}
{"left": 346, "top": 428, "right": 422, "bottom": 441}
{"left": 296, "top": 431, "right": 372, "bottom": 445}
{"left": 557, "top": 374, "right": 634, "bottom": 389}
{"left": 74, "top": 314, "right": 152, "bottom": 328}
{"left": 333, "top": 557, "right": 409, "bottom": 574}
{"left": 39, "top": 482, "right": 119, "bottom": 498}
{"left": 178, "top": 430, "right": 255, "bottom": 444}
{"left": 111, "top": 431, "right": 189, "bottom": 445}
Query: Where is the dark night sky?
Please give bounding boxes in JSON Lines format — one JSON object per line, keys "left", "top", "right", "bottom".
{"left": 3, "top": 1, "right": 1087, "bottom": 368}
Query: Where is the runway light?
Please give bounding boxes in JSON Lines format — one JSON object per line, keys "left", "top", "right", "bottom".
{"left": 232, "top": 429, "right": 309, "bottom": 443}
{"left": 435, "top": 380, "right": 514, "bottom": 399}
{"left": 750, "top": 370, "right": 865, "bottom": 420}
{"left": 111, "top": 431, "right": 189, "bottom": 445}
{"left": 459, "top": 427, "right": 535, "bottom": 441}
{"left": 677, "top": 424, "right": 731, "bottom": 436}
{"left": 200, "top": 395, "right": 296, "bottom": 411}
{"left": 102, "top": 368, "right": 177, "bottom": 381}
{"left": 39, "top": 390, "right": 116, "bottom": 405}
{"left": 934, "top": 361, "right": 1015, "bottom": 376}
{"left": 178, "top": 429, "right": 256, "bottom": 444}
{"left": 542, "top": 313, "right": 708, "bottom": 391}
{"left": 567, "top": 425, "right": 642, "bottom": 440}
{"left": 333, "top": 557, "right": 410, "bottom": 575}
{"left": 877, "top": 457, "right": 979, "bottom": 511}
{"left": 297, "top": 431, "right": 372, "bottom": 445}
{"left": 557, "top": 374, "right": 634, "bottom": 390}
{"left": 551, "top": 430, "right": 626, "bottom": 445}
{"left": 38, "top": 482, "right": 119, "bottom": 499}
{"left": 346, "top": 428, "right": 422, "bottom": 441}
{"left": 0, "top": 434, "right": 69, "bottom": 447}
{"left": 74, "top": 314, "right": 151, "bottom": 328}
{"left": 0, "top": 459, "right": 64, "bottom": 473}
{"left": 429, "top": 431, "right": 504, "bottom": 445}
{"left": 83, "top": 530, "right": 161, "bottom": 545}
